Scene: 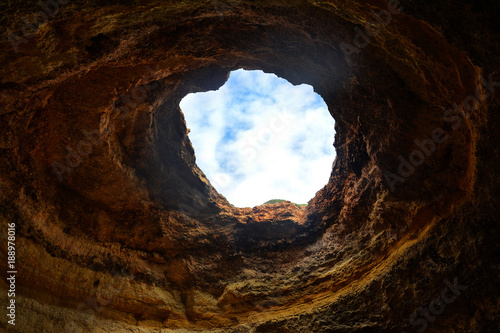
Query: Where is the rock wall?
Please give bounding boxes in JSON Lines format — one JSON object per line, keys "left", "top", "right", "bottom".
{"left": 0, "top": 0, "right": 499, "bottom": 332}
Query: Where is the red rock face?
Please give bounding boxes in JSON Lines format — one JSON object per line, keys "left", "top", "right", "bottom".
{"left": 0, "top": 0, "right": 499, "bottom": 331}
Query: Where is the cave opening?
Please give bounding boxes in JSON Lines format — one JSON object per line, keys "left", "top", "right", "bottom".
{"left": 180, "top": 69, "right": 336, "bottom": 208}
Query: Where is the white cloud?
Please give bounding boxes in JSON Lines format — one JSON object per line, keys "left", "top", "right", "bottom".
{"left": 179, "top": 69, "right": 336, "bottom": 207}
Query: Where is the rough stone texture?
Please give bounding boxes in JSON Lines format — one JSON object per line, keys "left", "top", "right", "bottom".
{"left": 0, "top": 0, "right": 499, "bottom": 332}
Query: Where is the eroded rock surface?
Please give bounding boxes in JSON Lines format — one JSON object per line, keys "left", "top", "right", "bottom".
{"left": 0, "top": 0, "right": 499, "bottom": 332}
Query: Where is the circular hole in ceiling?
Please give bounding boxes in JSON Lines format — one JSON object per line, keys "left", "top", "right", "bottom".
{"left": 180, "top": 69, "right": 336, "bottom": 208}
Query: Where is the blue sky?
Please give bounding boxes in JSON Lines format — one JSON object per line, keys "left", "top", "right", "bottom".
{"left": 180, "top": 69, "right": 336, "bottom": 207}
